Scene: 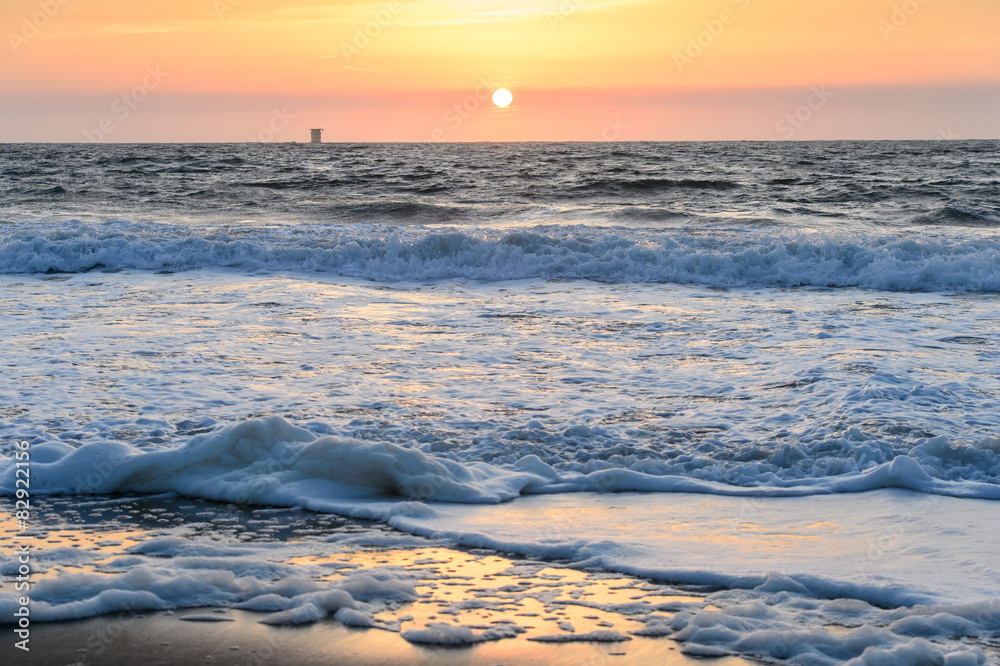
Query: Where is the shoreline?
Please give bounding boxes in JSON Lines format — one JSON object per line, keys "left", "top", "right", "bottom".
{"left": 18, "top": 607, "right": 750, "bottom": 666}
{"left": 3, "top": 496, "right": 753, "bottom": 665}
{"left": 4, "top": 491, "right": 1000, "bottom": 664}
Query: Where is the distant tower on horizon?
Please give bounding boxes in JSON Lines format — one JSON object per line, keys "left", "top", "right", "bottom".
{"left": 310, "top": 129, "right": 323, "bottom": 144}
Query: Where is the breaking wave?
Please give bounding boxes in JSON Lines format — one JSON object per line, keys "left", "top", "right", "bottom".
{"left": 3, "top": 416, "right": 1000, "bottom": 504}
{"left": 3, "top": 221, "right": 1000, "bottom": 292}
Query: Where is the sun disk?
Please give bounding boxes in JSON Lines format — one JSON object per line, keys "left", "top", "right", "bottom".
{"left": 492, "top": 89, "right": 513, "bottom": 108}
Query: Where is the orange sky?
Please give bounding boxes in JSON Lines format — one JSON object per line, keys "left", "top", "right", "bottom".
{"left": 2, "top": 0, "right": 998, "bottom": 141}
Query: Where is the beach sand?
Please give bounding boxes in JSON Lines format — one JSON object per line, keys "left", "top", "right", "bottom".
{"left": 20, "top": 605, "right": 750, "bottom": 666}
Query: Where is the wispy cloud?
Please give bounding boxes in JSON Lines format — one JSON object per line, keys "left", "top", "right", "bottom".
{"left": 557, "top": 79, "right": 613, "bottom": 90}
{"left": 56, "top": 0, "right": 654, "bottom": 36}
{"left": 99, "top": 23, "right": 187, "bottom": 34}
{"left": 343, "top": 64, "right": 382, "bottom": 75}
{"left": 269, "top": 0, "right": 654, "bottom": 27}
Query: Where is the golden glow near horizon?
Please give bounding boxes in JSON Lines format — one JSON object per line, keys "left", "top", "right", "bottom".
{"left": 1, "top": 0, "right": 998, "bottom": 141}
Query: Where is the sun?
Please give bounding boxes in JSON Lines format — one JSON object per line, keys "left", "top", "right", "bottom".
{"left": 492, "top": 88, "right": 513, "bottom": 108}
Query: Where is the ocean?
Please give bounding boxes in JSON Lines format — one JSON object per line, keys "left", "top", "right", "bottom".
{"left": 2, "top": 141, "right": 999, "bottom": 664}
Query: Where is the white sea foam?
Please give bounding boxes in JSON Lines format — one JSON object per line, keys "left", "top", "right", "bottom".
{"left": 4, "top": 272, "right": 997, "bottom": 497}
{"left": 3, "top": 221, "right": 1000, "bottom": 292}
{"left": 4, "top": 416, "right": 1000, "bottom": 512}
{"left": 402, "top": 622, "right": 520, "bottom": 645}
{"left": 0, "top": 559, "right": 409, "bottom": 628}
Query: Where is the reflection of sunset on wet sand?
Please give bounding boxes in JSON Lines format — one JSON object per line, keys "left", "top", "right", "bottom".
{"left": 5, "top": 496, "right": 752, "bottom": 666}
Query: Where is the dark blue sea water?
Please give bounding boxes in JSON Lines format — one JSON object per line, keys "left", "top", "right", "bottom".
{"left": 2, "top": 142, "right": 999, "bottom": 291}
{"left": 3, "top": 141, "right": 999, "bottom": 228}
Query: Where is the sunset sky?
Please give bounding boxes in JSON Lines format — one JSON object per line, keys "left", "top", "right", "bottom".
{"left": 2, "top": 0, "right": 998, "bottom": 142}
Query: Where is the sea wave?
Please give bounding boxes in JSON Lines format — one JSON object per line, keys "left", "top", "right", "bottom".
{"left": 910, "top": 204, "right": 999, "bottom": 227}
{"left": 3, "top": 416, "right": 999, "bottom": 504}
{"left": 2, "top": 221, "right": 999, "bottom": 292}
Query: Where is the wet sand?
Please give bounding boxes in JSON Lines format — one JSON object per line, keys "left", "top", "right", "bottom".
{"left": 21, "top": 607, "right": 749, "bottom": 666}
{"left": 5, "top": 497, "right": 751, "bottom": 666}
